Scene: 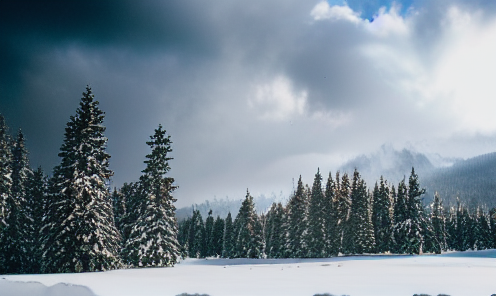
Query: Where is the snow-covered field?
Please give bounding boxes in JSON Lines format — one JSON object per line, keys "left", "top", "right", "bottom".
{"left": 2, "top": 250, "right": 496, "bottom": 296}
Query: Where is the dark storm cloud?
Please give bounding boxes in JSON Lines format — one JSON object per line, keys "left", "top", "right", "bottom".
{"left": 1, "top": 0, "right": 496, "bottom": 206}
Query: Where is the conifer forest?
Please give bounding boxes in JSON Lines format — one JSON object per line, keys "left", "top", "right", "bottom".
{"left": 1, "top": 86, "right": 496, "bottom": 275}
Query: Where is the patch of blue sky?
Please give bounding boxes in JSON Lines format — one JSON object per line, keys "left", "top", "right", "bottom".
{"left": 326, "top": 0, "right": 417, "bottom": 21}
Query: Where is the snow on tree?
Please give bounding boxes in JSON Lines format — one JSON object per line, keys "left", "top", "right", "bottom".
{"left": 3, "top": 130, "right": 33, "bottom": 273}
{"left": 284, "top": 176, "right": 308, "bottom": 258}
{"left": 25, "top": 166, "right": 47, "bottom": 273}
{"left": 431, "top": 192, "right": 447, "bottom": 253}
{"left": 0, "top": 114, "right": 12, "bottom": 249}
{"left": 392, "top": 178, "right": 408, "bottom": 254}
{"left": 265, "top": 202, "right": 285, "bottom": 258}
{"left": 40, "top": 86, "right": 121, "bottom": 273}
{"left": 334, "top": 172, "right": 350, "bottom": 255}
{"left": 188, "top": 209, "right": 205, "bottom": 258}
{"left": 204, "top": 209, "right": 215, "bottom": 257}
{"left": 305, "top": 168, "right": 326, "bottom": 258}
{"left": 343, "top": 170, "right": 375, "bottom": 254}
{"left": 211, "top": 215, "right": 225, "bottom": 257}
{"left": 323, "top": 171, "right": 338, "bottom": 257}
{"left": 121, "top": 125, "right": 180, "bottom": 267}
{"left": 232, "top": 190, "right": 263, "bottom": 258}
{"left": 372, "top": 176, "right": 392, "bottom": 254}
{"left": 222, "top": 212, "right": 234, "bottom": 258}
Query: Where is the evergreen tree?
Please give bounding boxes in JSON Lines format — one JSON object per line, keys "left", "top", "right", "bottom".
{"left": 177, "top": 217, "right": 191, "bottom": 258}
{"left": 0, "top": 114, "right": 12, "bottom": 271}
{"left": 306, "top": 168, "right": 326, "bottom": 258}
{"left": 265, "top": 202, "right": 285, "bottom": 258}
{"left": 119, "top": 182, "right": 142, "bottom": 244}
{"left": 372, "top": 176, "right": 392, "bottom": 253}
{"left": 392, "top": 179, "right": 408, "bottom": 254}
{"left": 122, "top": 125, "right": 180, "bottom": 267}
{"left": 445, "top": 207, "right": 457, "bottom": 250}
{"left": 211, "top": 215, "right": 225, "bottom": 257}
{"left": 26, "top": 167, "right": 47, "bottom": 273}
{"left": 204, "top": 210, "right": 215, "bottom": 257}
{"left": 323, "top": 171, "right": 338, "bottom": 256}
{"left": 222, "top": 212, "right": 234, "bottom": 258}
{"left": 112, "top": 188, "right": 126, "bottom": 237}
{"left": 188, "top": 209, "right": 206, "bottom": 258}
{"left": 344, "top": 170, "right": 375, "bottom": 254}
{"left": 233, "top": 190, "right": 263, "bottom": 258}
{"left": 431, "top": 192, "right": 447, "bottom": 253}
{"left": 284, "top": 176, "right": 308, "bottom": 258}
{"left": 334, "top": 172, "right": 350, "bottom": 254}
{"left": 40, "top": 86, "right": 121, "bottom": 273}
{"left": 0, "top": 130, "right": 31, "bottom": 273}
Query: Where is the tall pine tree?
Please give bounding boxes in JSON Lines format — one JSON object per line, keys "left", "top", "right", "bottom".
{"left": 121, "top": 125, "right": 180, "bottom": 267}
{"left": 40, "top": 86, "right": 121, "bottom": 273}
{"left": 306, "top": 168, "right": 326, "bottom": 258}
{"left": 232, "top": 190, "right": 263, "bottom": 258}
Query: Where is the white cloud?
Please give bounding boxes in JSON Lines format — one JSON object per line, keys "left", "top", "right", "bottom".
{"left": 310, "top": 1, "right": 361, "bottom": 24}
{"left": 365, "top": 5, "right": 410, "bottom": 37}
{"left": 249, "top": 76, "right": 307, "bottom": 121}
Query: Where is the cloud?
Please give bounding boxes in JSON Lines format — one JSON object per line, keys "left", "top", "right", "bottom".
{"left": 1, "top": 0, "right": 496, "bottom": 206}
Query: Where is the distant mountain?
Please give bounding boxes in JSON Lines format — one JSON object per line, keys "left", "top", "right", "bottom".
{"left": 339, "top": 146, "right": 496, "bottom": 209}
{"left": 423, "top": 152, "right": 496, "bottom": 208}
{"left": 338, "top": 145, "right": 444, "bottom": 187}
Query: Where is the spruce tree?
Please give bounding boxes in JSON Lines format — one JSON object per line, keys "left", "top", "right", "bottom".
{"left": 284, "top": 176, "right": 308, "bottom": 258}
{"left": 204, "top": 210, "right": 215, "bottom": 257}
{"left": 40, "top": 86, "right": 121, "bottom": 273}
{"left": 265, "top": 202, "right": 285, "bottom": 258}
{"left": 431, "top": 192, "right": 447, "bottom": 253}
{"left": 222, "top": 212, "right": 234, "bottom": 258}
{"left": 306, "top": 168, "right": 326, "bottom": 258}
{"left": 344, "top": 170, "right": 375, "bottom": 254}
{"left": 188, "top": 209, "right": 206, "bottom": 258}
{"left": 372, "top": 177, "right": 392, "bottom": 253}
{"left": 323, "top": 171, "right": 337, "bottom": 256}
{"left": 26, "top": 167, "right": 47, "bottom": 273}
{"left": 334, "top": 172, "right": 350, "bottom": 254}
{"left": 0, "top": 129, "right": 32, "bottom": 273}
{"left": 0, "top": 114, "right": 12, "bottom": 273}
{"left": 392, "top": 179, "right": 408, "bottom": 254}
{"left": 233, "top": 190, "right": 263, "bottom": 258}
{"left": 121, "top": 125, "right": 180, "bottom": 267}
{"left": 211, "top": 215, "right": 225, "bottom": 257}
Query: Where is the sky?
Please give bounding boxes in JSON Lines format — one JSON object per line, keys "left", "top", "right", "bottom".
{"left": 1, "top": 0, "right": 496, "bottom": 207}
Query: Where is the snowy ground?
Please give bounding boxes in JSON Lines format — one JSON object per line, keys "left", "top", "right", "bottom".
{"left": 2, "top": 250, "right": 496, "bottom": 296}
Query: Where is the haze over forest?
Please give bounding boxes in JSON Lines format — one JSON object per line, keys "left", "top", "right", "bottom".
{"left": 1, "top": 0, "right": 496, "bottom": 207}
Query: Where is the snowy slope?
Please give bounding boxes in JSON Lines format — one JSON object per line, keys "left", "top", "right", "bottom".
{"left": 2, "top": 250, "right": 496, "bottom": 296}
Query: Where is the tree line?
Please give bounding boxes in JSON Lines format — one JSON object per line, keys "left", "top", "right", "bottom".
{"left": 178, "top": 169, "right": 496, "bottom": 259}
{"left": 0, "top": 86, "right": 180, "bottom": 274}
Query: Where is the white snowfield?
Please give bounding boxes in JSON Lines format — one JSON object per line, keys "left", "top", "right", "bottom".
{"left": 1, "top": 250, "right": 496, "bottom": 296}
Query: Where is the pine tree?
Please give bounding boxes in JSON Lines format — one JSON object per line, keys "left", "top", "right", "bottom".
{"left": 344, "top": 170, "right": 375, "bottom": 254}
{"left": 177, "top": 217, "right": 191, "bottom": 258}
{"left": 0, "top": 129, "right": 32, "bottom": 273}
{"left": 284, "top": 176, "right": 308, "bottom": 258}
{"left": 265, "top": 202, "right": 285, "bottom": 258}
{"left": 222, "top": 212, "right": 234, "bottom": 258}
{"left": 211, "top": 215, "right": 225, "bottom": 257}
{"left": 40, "top": 86, "right": 121, "bottom": 273}
{"left": 26, "top": 167, "right": 47, "bottom": 273}
{"left": 431, "top": 192, "right": 447, "bottom": 253}
{"left": 119, "top": 182, "right": 142, "bottom": 245}
{"left": 204, "top": 210, "right": 215, "bottom": 257}
{"left": 392, "top": 179, "right": 408, "bottom": 254}
{"left": 188, "top": 209, "right": 206, "bottom": 258}
{"left": 372, "top": 176, "right": 392, "bottom": 253}
{"left": 306, "top": 168, "right": 326, "bottom": 258}
{"left": 121, "top": 125, "right": 180, "bottom": 267}
{"left": 0, "top": 114, "right": 12, "bottom": 273}
{"left": 323, "top": 171, "right": 338, "bottom": 257}
{"left": 334, "top": 172, "right": 350, "bottom": 255}
{"left": 233, "top": 190, "right": 263, "bottom": 258}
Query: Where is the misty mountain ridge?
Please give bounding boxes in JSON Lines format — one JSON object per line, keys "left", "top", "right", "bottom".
{"left": 339, "top": 145, "right": 496, "bottom": 208}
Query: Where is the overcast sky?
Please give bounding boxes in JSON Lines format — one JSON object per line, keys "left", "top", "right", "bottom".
{"left": 1, "top": 0, "right": 496, "bottom": 207}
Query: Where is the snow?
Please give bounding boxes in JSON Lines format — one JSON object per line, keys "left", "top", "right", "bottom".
{"left": 2, "top": 250, "right": 496, "bottom": 296}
